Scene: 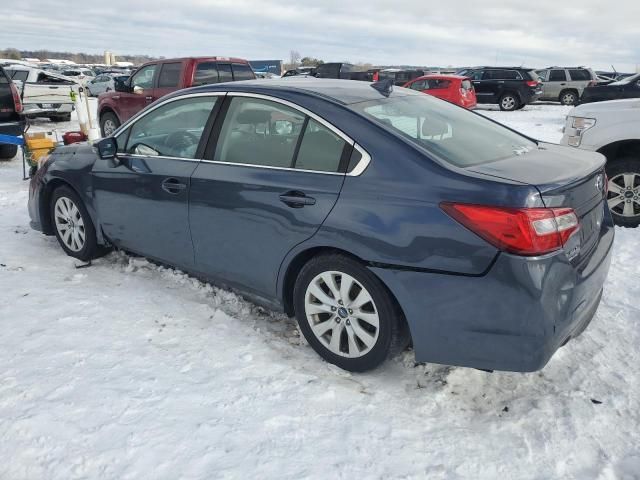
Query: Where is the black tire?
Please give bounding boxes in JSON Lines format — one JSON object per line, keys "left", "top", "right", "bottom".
{"left": 293, "top": 253, "right": 410, "bottom": 372}
{"left": 50, "top": 186, "right": 101, "bottom": 261}
{"left": 499, "top": 93, "right": 520, "bottom": 111}
{"left": 50, "top": 114, "right": 72, "bottom": 122}
{"left": 0, "top": 144, "right": 18, "bottom": 160}
{"left": 605, "top": 157, "right": 640, "bottom": 228}
{"left": 559, "top": 90, "right": 578, "bottom": 106}
{"left": 100, "top": 111, "right": 120, "bottom": 137}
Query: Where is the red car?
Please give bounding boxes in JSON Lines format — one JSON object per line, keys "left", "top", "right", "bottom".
{"left": 98, "top": 57, "right": 255, "bottom": 136}
{"left": 403, "top": 75, "right": 477, "bottom": 109}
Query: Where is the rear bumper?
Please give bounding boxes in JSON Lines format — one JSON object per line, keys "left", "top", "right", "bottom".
{"left": 371, "top": 204, "right": 614, "bottom": 372}
{"left": 23, "top": 104, "right": 73, "bottom": 116}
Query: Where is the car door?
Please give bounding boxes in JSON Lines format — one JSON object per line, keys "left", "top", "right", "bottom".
{"left": 546, "top": 69, "right": 567, "bottom": 100}
{"left": 92, "top": 94, "right": 221, "bottom": 269}
{"left": 622, "top": 77, "right": 640, "bottom": 99}
{"left": 478, "top": 70, "right": 501, "bottom": 102}
{"left": 189, "top": 94, "right": 350, "bottom": 299}
{"left": 118, "top": 64, "right": 158, "bottom": 121}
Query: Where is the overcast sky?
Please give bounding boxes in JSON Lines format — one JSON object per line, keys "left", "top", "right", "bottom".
{"left": 2, "top": 0, "right": 639, "bottom": 72}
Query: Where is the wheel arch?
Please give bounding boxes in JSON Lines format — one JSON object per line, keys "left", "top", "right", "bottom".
{"left": 598, "top": 139, "right": 640, "bottom": 164}
{"left": 279, "top": 245, "right": 411, "bottom": 340}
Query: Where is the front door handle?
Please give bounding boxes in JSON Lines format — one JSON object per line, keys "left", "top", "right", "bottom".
{"left": 145, "top": 96, "right": 153, "bottom": 101}
{"left": 161, "top": 177, "right": 187, "bottom": 194}
{"left": 279, "top": 191, "right": 316, "bottom": 208}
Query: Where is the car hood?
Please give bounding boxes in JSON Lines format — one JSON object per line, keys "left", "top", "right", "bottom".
{"left": 571, "top": 98, "right": 640, "bottom": 116}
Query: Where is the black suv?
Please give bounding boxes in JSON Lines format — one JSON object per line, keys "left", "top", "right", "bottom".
{"left": 0, "top": 66, "right": 25, "bottom": 159}
{"left": 457, "top": 67, "right": 543, "bottom": 111}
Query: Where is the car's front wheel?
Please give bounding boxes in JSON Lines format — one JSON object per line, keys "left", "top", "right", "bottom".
{"left": 606, "top": 157, "right": 640, "bottom": 228}
{"left": 294, "top": 254, "right": 409, "bottom": 372}
{"left": 50, "top": 186, "right": 100, "bottom": 260}
{"left": 499, "top": 93, "right": 520, "bottom": 111}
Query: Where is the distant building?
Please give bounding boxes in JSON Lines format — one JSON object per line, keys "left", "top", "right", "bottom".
{"left": 249, "top": 60, "right": 283, "bottom": 75}
{"left": 46, "top": 59, "right": 76, "bottom": 65}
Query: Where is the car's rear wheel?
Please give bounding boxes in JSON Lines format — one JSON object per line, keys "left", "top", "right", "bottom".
{"left": 499, "top": 93, "right": 520, "bottom": 111}
{"left": 559, "top": 90, "right": 578, "bottom": 106}
{"left": 100, "top": 112, "right": 120, "bottom": 137}
{"left": 606, "top": 157, "right": 640, "bottom": 228}
{"left": 50, "top": 186, "right": 100, "bottom": 260}
{"left": 293, "top": 254, "right": 409, "bottom": 372}
{"left": 0, "top": 144, "right": 18, "bottom": 160}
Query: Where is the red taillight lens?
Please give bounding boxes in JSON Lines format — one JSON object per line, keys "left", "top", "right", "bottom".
{"left": 441, "top": 203, "right": 580, "bottom": 256}
{"left": 526, "top": 80, "right": 539, "bottom": 88}
{"left": 9, "top": 82, "right": 22, "bottom": 113}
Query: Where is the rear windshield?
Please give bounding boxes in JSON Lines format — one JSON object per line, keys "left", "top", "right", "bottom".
{"left": 351, "top": 94, "right": 536, "bottom": 167}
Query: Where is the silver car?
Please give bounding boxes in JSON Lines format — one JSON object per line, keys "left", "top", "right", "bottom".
{"left": 536, "top": 67, "right": 597, "bottom": 105}
{"left": 86, "top": 74, "right": 129, "bottom": 97}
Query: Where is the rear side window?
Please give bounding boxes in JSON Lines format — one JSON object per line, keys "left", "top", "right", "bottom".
{"left": 158, "top": 62, "right": 182, "bottom": 88}
{"left": 568, "top": 69, "right": 591, "bottom": 81}
{"left": 295, "top": 119, "right": 347, "bottom": 172}
{"left": 231, "top": 64, "right": 254, "bottom": 81}
{"left": 193, "top": 62, "right": 219, "bottom": 86}
{"left": 427, "top": 79, "right": 451, "bottom": 89}
{"left": 218, "top": 64, "right": 233, "bottom": 82}
{"left": 352, "top": 94, "right": 537, "bottom": 168}
{"left": 549, "top": 70, "right": 567, "bottom": 81}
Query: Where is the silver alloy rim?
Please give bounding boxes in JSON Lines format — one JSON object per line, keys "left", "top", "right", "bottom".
{"left": 103, "top": 119, "right": 117, "bottom": 136}
{"left": 562, "top": 93, "right": 575, "bottom": 105}
{"left": 501, "top": 96, "right": 516, "bottom": 110}
{"left": 304, "top": 271, "right": 380, "bottom": 358}
{"left": 608, "top": 173, "right": 640, "bottom": 218}
{"left": 54, "top": 197, "right": 86, "bottom": 252}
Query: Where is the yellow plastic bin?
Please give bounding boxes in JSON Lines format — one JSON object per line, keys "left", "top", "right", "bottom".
{"left": 24, "top": 132, "right": 57, "bottom": 167}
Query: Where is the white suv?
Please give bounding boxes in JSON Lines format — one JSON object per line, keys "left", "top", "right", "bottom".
{"left": 561, "top": 99, "right": 640, "bottom": 227}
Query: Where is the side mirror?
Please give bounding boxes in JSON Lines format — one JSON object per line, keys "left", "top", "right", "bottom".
{"left": 96, "top": 137, "right": 117, "bottom": 159}
{"left": 133, "top": 85, "right": 144, "bottom": 95}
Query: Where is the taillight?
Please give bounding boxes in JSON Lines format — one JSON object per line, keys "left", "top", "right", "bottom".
{"left": 9, "top": 82, "right": 22, "bottom": 113}
{"left": 526, "top": 80, "right": 539, "bottom": 88}
{"left": 441, "top": 203, "right": 580, "bottom": 256}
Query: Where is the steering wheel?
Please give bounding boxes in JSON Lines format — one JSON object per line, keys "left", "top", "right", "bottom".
{"left": 163, "top": 130, "right": 200, "bottom": 156}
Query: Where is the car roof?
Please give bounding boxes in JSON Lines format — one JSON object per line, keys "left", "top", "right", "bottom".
{"left": 468, "top": 66, "right": 535, "bottom": 70}
{"left": 414, "top": 74, "right": 467, "bottom": 81}
{"left": 143, "top": 56, "right": 250, "bottom": 65}
{"left": 188, "top": 78, "right": 420, "bottom": 105}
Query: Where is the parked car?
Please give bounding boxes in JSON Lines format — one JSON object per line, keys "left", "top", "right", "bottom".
{"left": 0, "top": 65, "right": 25, "bottom": 159}
{"left": 3, "top": 65, "right": 77, "bottom": 122}
{"left": 561, "top": 98, "right": 640, "bottom": 227}
{"left": 457, "top": 67, "right": 542, "bottom": 111}
{"left": 580, "top": 73, "right": 640, "bottom": 104}
{"left": 282, "top": 67, "right": 316, "bottom": 77}
{"left": 61, "top": 68, "right": 96, "bottom": 86}
{"left": 86, "top": 74, "right": 130, "bottom": 97}
{"left": 535, "top": 67, "right": 597, "bottom": 105}
{"left": 29, "top": 78, "right": 613, "bottom": 373}
{"left": 98, "top": 56, "right": 255, "bottom": 136}
{"left": 378, "top": 69, "right": 425, "bottom": 86}
{"left": 314, "top": 62, "right": 359, "bottom": 79}
{"left": 403, "top": 74, "right": 477, "bottom": 109}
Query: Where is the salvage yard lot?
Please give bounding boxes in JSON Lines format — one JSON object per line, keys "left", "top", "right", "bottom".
{"left": 1, "top": 104, "right": 639, "bottom": 479}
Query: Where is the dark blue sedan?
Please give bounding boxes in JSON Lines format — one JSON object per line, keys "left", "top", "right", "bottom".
{"left": 28, "top": 78, "right": 614, "bottom": 372}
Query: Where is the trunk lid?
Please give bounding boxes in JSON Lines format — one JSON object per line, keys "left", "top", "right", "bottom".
{"left": 468, "top": 143, "right": 607, "bottom": 262}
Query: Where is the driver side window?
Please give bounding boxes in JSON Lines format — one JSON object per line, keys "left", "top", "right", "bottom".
{"left": 123, "top": 96, "right": 218, "bottom": 159}
{"left": 131, "top": 65, "right": 157, "bottom": 90}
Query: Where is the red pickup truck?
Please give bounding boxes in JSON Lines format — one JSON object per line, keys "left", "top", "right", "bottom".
{"left": 98, "top": 57, "right": 255, "bottom": 136}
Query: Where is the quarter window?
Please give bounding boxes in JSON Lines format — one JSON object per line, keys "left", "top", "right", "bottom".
{"left": 122, "top": 96, "right": 218, "bottom": 159}
{"left": 213, "top": 97, "right": 305, "bottom": 167}
{"left": 131, "top": 65, "right": 156, "bottom": 89}
{"left": 295, "top": 119, "right": 347, "bottom": 172}
{"left": 158, "top": 62, "right": 182, "bottom": 88}
{"left": 549, "top": 70, "right": 567, "bottom": 81}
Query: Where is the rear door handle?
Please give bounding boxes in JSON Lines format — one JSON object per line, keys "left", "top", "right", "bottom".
{"left": 560, "top": 83, "right": 566, "bottom": 86}
{"left": 146, "top": 96, "right": 153, "bottom": 101}
{"left": 279, "top": 191, "right": 316, "bottom": 208}
{"left": 161, "top": 177, "right": 187, "bottom": 194}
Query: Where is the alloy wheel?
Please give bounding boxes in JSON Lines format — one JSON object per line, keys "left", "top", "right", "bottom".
{"left": 304, "top": 271, "right": 380, "bottom": 358}
{"left": 501, "top": 96, "right": 516, "bottom": 110}
{"left": 103, "top": 119, "right": 117, "bottom": 136}
{"left": 608, "top": 173, "right": 640, "bottom": 218}
{"left": 54, "top": 196, "right": 86, "bottom": 252}
{"left": 561, "top": 92, "right": 576, "bottom": 105}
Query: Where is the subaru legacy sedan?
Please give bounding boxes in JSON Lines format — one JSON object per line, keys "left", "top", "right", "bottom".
{"left": 28, "top": 79, "right": 614, "bottom": 373}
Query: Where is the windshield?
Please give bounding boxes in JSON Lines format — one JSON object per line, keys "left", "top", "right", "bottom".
{"left": 609, "top": 73, "right": 640, "bottom": 86}
{"left": 351, "top": 94, "right": 537, "bottom": 167}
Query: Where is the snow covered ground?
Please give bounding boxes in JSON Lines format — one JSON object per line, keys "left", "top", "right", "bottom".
{"left": 1, "top": 102, "right": 639, "bottom": 480}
